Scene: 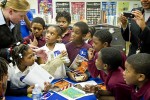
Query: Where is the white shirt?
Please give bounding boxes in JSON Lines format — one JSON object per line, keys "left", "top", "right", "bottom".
{"left": 0, "top": 9, "right": 15, "bottom": 31}
{"left": 145, "top": 9, "right": 150, "bottom": 22}
{"left": 40, "top": 43, "right": 70, "bottom": 79}
{"left": 8, "top": 63, "right": 37, "bottom": 89}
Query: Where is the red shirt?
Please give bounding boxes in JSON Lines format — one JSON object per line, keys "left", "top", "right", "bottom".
{"left": 131, "top": 80, "right": 150, "bottom": 100}
{"left": 24, "top": 34, "right": 45, "bottom": 47}
{"left": 66, "top": 41, "right": 91, "bottom": 63}
{"left": 62, "top": 29, "right": 72, "bottom": 44}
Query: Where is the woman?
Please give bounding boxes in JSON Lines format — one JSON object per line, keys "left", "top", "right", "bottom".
{"left": 0, "top": 0, "right": 30, "bottom": 61}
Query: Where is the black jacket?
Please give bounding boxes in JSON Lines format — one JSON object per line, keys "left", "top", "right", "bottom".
{"left": 121, "top": 7, "right": 150, "bottom": 55}
{"left": 0, "top": 24, "right": 23, "bottom": 60}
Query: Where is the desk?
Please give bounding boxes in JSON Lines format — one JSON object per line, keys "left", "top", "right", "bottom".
{"left": 6, "top": 77, "right": 102, "bottom": 100}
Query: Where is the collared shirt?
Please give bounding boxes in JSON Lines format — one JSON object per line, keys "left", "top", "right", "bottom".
{"left": 66, "top": 41, "right": 91, "bottom": 63}
{"left": 62, "top": 29, "right": 72, "bottom": 44}
{"left": 24, "top": 34, "right": 46, "bottom": 47}
{"left": 8, "top": 63, "right": 36, "bottom": 89}
{"left": 40, "top": 43, "right": 69, "bottom": 79}
{"left": 131, "top": 80, "right": 150, "bottom": 100}
{"left": 0, "top": 9, "right": 15, "bottom": 31}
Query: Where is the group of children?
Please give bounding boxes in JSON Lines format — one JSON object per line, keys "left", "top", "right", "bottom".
{"left": 0, "top": 10, "right": 150, "bottom": 100}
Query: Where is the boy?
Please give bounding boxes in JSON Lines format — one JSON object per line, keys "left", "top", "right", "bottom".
{"left": 24, "top": 17, "right": 46, "bottom": 47}
{"left": 123, "top": 53, "right": 150, "bottom": 100}
{"left": 0, "top": 57, "right": 8, "bottom": 100}
{"left": 56, "top": 11, "right": 72, "bottom": 44}
{"left": 88, "top": 29, "right": 126, "bottom": 78}
{"left": 66, "top": 21, "right": 91, "bottom": 82}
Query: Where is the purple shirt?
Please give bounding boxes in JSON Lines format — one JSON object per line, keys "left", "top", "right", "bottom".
{"left": 88, "top": 51, "right": 126, "bottom": 78}
{"left": 66, "top": 41, "right": 91, "bottom": 63}
{"left": 24, "top": 34, "right": 45, "bottom": 47}
{"left": 62, "top": 29, "right": 72, "bottom": 44}
{"left": 131, "top": 80, "right": 150, "bottom": 100}
{"left": 104, "top": 67, "right": 132, "bottom": 100}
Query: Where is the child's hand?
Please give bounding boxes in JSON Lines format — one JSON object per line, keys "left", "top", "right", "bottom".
{"left": 88, "top": 48, "right": 95, "bottom": 60}
{"left": 83, "top": 85, "right": 97, "bottom": 93}
{"left": 27, "top": 85, "right": 34, "bottom": 94}
{"left": 61, "top": 51, "right": 67, "bottom": 57}
{"left": 30, "top": 36, "right": 38, "bottom": 46}
{"left": 43, "top": 82, "right": 52, "bottom": 92}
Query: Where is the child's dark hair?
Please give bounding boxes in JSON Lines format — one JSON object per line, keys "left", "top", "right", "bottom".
{"left": 100, "top": 47, "right": 122, "bottom": 70}
{"left": 31, "top": 17, "right": 45, "bottom": 28}
{"left": 10, "top": 42, "right": 30, "bottom": 66}
{"left": 89, "top": 26, "right": 96, "bottom": 37}
{"left": 0, "top": 57, "right": 8, "bottom": 81}
{"left": 94, "top": 29, "right": 112, "bottom": 45}
{"left": 127, "top": 53, "right": 150, "bottom": 79}
{"left": 56, "top": 11, "right": 71, "bottom": 24}
{"left": 74, "top": 21, "right": 89, "bottom": 35}
{"left": 47, "top": 25, "right": 63, "bottom": 36}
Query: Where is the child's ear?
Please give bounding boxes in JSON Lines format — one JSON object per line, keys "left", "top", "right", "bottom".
{"left": 103, "top": 42, "right": 109, "bottom": 47}
{"left": 138, "top": 74, "right": 145, "bottom": 82}
{"left": 103, "top": 64, "right": 108, "bottom": 70}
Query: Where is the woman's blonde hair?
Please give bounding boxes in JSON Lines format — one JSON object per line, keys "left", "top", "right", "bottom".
{"left": 0, "top": 0, "right": 30, "bottom": 11}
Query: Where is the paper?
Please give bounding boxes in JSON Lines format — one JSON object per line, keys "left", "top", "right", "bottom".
{"left": 69, "top": 54, "right": 88, "bottom": 74}
{"left": 22, "top": 65, "right": 54, "bottom": 90}
{"left": 58, "top": 87, "right": 89, "bottom": 100}
{"left": 75, "top": 80, "right": 97, "bottom": 87}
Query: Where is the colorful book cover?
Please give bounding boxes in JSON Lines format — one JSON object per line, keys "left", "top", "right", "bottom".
{"left": 53, "top": 79, "right": 73, "bottom": 90}
{"left": 69, "top": 54, "right": 88, "bottom": 74}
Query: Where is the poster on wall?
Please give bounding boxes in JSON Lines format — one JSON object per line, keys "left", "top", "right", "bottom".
{"left": 102, "top": 2, "right": 117, "bottom": 25}
{"left": 86, "top": 2, "right": 101, "bottom": 25}
{"left": 71, "top": 2, "right": 85, "bottom": 23}
{"left": 102, "top": 2, "right": 116, "bottom": 16}
{"left": 117, "top": 1, "right": 129, "bottom": 14}
{"left": 56, "top": 2, "right": 70, "bottom": 13}
{"left": 38, "top": 0, "right": 53, "bottom": 16}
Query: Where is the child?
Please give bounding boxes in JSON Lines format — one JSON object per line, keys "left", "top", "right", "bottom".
{"left": 0, "top": 57, "right": 8, "bottom": 100}
{"left": 66, "top": 21, "right": 91, "bottom": 82}
{"left": 56, "top": 11, "right": 72, "bottom": 44}
{"left": 85, "top": 47, "right": 131, "bottom": 100}
{"left": 24, "top": 17, "right": 46, "bottom": 47}
{"left": 84, "top": 26, "right": 96, "bottom": 46}
{"left": 40, "top": 25, "right": 70, "bottom": 79}
{"left": 123, "top": 53, "right": 150, "bottom": 100}
{"left": 88, "top": 29, "right": 126, "bottom": 78}
{"left": 5, "top": 43, "right": 51, "bottom": 96}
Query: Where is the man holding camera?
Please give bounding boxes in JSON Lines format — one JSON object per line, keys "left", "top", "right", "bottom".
{"left": 120, "top": 0, "right": 150, "bottom": 56}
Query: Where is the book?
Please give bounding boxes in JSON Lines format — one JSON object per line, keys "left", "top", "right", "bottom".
{"left": 69, "top": 54, "right": 88, "bottom": 74}
{"left": 53, "top": 79, "right": 73, "bottom": 90}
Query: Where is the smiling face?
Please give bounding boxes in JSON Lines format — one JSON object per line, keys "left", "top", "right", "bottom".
{"left": 141, "top": 0, "right": 150, "bottom": 9}
{"left": 31, "top": 23, "right": 44, "bottom": 38}
{"left": 45, "top": 26, "right": 59, "bottom": 44}
{"left": 123, "top": 61, "right": 140, "bottom": 85}
{"left": 71, "top": 26, "right": 85, "bottom": 42}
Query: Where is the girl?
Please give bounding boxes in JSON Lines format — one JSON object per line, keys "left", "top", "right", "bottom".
{"left": 6, "top": 42, "right": 51, "bottom": 96}
{"left": 0, "top": 57, "right": 8, "bottom": 100}
{"left": 40, "top": 25, "right": 70, "bottom": 79}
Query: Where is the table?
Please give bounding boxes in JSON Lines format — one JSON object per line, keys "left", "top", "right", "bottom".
{"left": 6, "top": 77, "right": 102, "bottom": 100}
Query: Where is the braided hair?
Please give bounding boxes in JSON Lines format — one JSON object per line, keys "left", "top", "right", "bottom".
{"left": 0, "top": 57, "right": 8, "bottom": 81}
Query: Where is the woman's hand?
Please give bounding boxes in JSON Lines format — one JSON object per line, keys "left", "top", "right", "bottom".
{"left": 132, "top": 10, "right": 146, "bottom": 31}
